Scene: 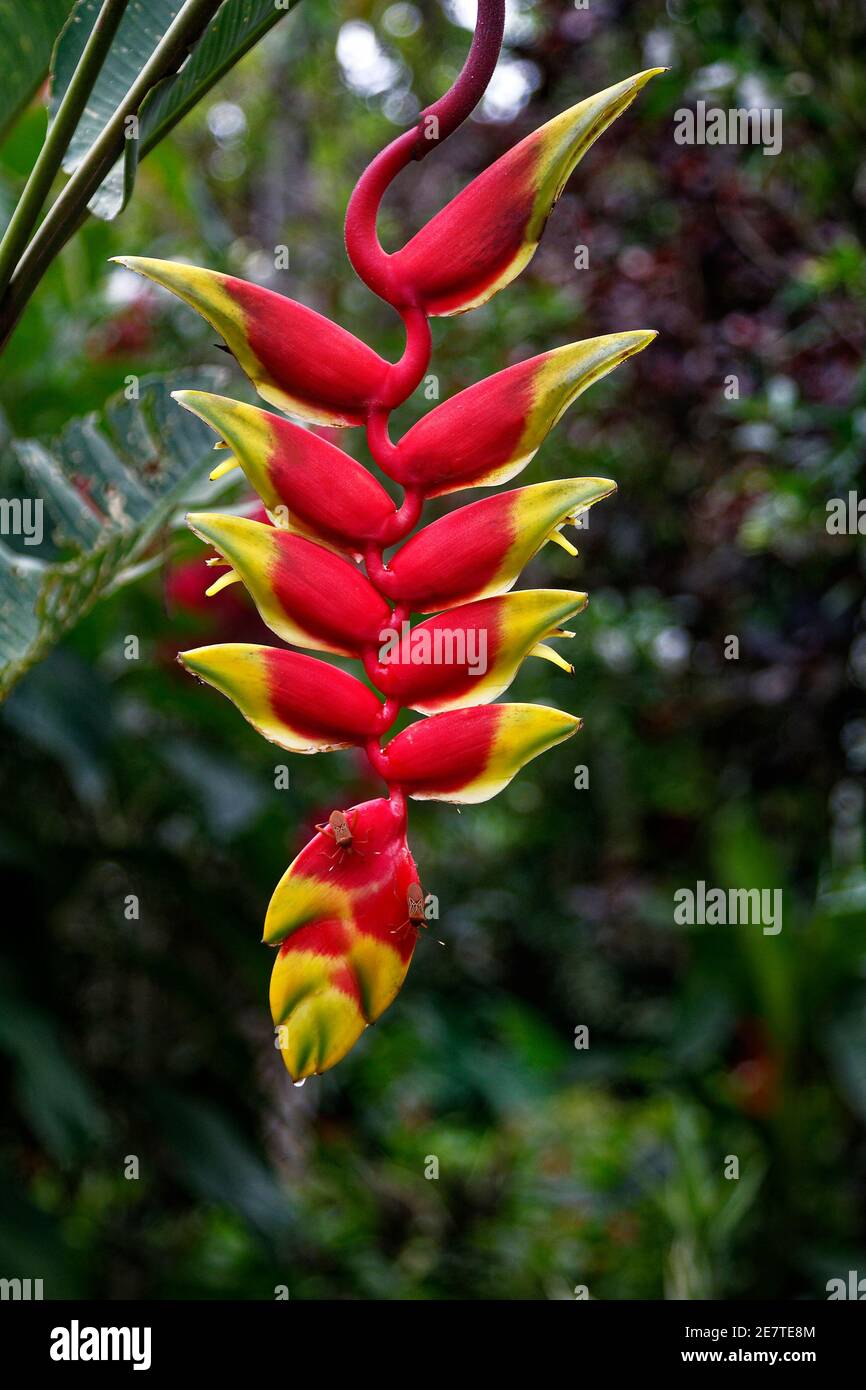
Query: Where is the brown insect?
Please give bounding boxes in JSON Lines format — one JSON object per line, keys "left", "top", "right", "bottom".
{"left": 317, "top": 809, "right": 353, "bottom": 848}
{"left": 392, "top": 882, "right": 444, "bottom": 946}
{"left": 407, "top": 881, "right": 425, "bottom": 925}
{"left": 315, "top": 809, "right": 372, "bottom": 868}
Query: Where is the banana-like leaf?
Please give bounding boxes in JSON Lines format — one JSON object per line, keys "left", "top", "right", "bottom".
{"left": 50, "top": 0, "right": 299, "bottom": 220}
{"left": 0, "top": 0, "right": 73, "bottom": 143}
{"left": 0, "top": 369, "right": 227, "bottom": 698}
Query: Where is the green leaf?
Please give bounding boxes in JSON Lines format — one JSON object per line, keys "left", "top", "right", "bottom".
{"left": 50, "top": 0, "right": 299, "bottom": 221}
{"left": 827, "top": 1004, "right": 866, "bottom": 1122}
{"left": 0, "top": 0, "right": 74, "bottom": 143}
{"left": 154, "top": 1091, "right": 296, "bottom": 1243}
{"left": 0, "top": 971, "right": 107, "bottom": 1165}
{"left": 0, "top": 368, "right": 228, "bottom": 698}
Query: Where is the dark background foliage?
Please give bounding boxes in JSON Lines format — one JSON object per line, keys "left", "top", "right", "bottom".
{"left": 1, "top": 0, "right": 865, "bottom": 1299}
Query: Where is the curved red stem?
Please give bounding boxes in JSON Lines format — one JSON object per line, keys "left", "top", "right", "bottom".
{"left": 344, "top": 0, "right": 505, "bottom": 304}
{"left": 350, "top": 1, "right": 506, "bottom": 797}
{"left": 413, "top": 0, "right": 506, "bottom": 157}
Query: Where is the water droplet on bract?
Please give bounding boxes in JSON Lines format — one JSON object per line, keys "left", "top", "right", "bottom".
{"left": 293, "top": 1078, "right": 306, "bottom": 1088}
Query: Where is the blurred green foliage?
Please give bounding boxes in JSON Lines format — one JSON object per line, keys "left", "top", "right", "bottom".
{"left": 1, "top": 0, "right": 865, "bottom": 1299}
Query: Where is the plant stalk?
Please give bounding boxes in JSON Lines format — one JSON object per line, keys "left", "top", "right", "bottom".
{"left": 0, "top": 0, "right": 225, "bottom": 353}
{"left": 0, "top": 0, "right": 131, "bottom": 298}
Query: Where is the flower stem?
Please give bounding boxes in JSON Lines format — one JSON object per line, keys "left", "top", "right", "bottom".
{"left": 363, "top": 544, "right": 398, "bottom": 597}
{"left": 0, "top": 0, "right": 225, "bottom": 353}
{"left": 365, "top": 739, "right": 392, "bottom": 782}
{"left": 350, "top": 1, "right": 505, "bottom": 803}
{"left": 0, "top": 0, "right": 131, "bottom": 299}
{"left": 386, "top": 488, "right": 422, "bottom": 542}
{"left": 413, "top": 0, "right": 505, "bottom": 157}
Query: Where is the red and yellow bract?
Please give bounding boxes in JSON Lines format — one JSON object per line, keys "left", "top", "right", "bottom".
{"left": 118, "top": 7, "right": 660, "bottom": 1081}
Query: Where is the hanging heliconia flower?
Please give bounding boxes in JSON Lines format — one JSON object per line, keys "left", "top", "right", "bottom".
{"left": 116, "top": 3, "right": 661, "bottom": 1082}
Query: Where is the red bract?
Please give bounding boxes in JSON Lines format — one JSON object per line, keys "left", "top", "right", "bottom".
{"left": 382, "top": 704, "right": 582, "bottom": 803}
{"left": 185, "top": 513, "right": 391, "bottom": 656}
{"left": 111, "top": 258, "right": 392, "bottom": 425}
{"left": 267, "top": 797, "right": 419, "bottom": 1080}
{"left": 367, "top": 590, "right": 587, "bottom": 714}
{"left": 387, "top": 71, "right": 663, "bottom": 317}
{"left": 120, "top": 3, "right": 660, "bottom": 1079}
{"left": 386, "top": 334, "right": 655, "bottom": 497}
{"left": 368, "top": 478, "right": 617, "bottom": 612}
{"left": 179, "top": 644, "right": 385, "bottom": 752}
{"left": 173, "top": 391, "right": 397, "bottom": 552}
